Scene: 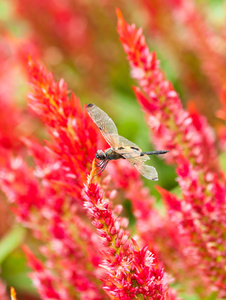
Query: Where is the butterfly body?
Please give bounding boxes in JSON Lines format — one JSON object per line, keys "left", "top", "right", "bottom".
{"left": 96, "top": 148, "right": 124, "bottom": 161}
{"left": 105, "top": 148, "right": 125, "bottom": 161}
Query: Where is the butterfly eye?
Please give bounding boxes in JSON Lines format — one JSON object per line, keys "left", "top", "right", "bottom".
{"left": 96, "top": 150, "right": 106, "bottom": 160}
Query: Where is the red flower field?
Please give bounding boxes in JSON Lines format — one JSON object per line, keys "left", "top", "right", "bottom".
{"left": 0, "top": 1, "right": 226, "bottom": 299}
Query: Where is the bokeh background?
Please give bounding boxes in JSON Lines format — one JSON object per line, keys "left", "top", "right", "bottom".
{"left": 0, "top": 0, "right": 226, "bottom": 299}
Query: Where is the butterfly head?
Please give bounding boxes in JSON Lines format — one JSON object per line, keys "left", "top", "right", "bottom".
{"left": 96, "top": 150, "right": 106, "bottom": 160}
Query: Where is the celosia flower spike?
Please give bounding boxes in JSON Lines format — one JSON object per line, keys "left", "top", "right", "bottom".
{"left": 117, "top": 10, "right": 226, "bottom": 297}
{"left": 137, "top": 0, "right": 226, "bottom": 95}
{"left": 83, "top": 163, "right": 169, "bottom": 299}
{"left": 27, "top": 57, "right": 98, "bottom": 191}
{"left": 22, "top": 245, "right": 61, "bottom": 299}
{"left": 0, "top": 58, "right": 112, "bottom": 299}
{"left": 117, "top": 8, "right": 218, "bottom": 174}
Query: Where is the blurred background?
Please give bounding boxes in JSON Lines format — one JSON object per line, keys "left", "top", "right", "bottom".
{"left": 0, "top": 0, "right": 226, "bottom": 298}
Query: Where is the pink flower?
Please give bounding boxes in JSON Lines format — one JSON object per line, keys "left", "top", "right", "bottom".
{"left": 117, "top": 8, "right": 218, "bottom": 172}
{"left": 14, "top": 0, "right": 89, "bottom": 57}
{"left": 0, "top": 36, "right": 31, "bottom": 151}
{"left": 27, "top": 57, "right": 98, "bottom": 192}
{"left": 83, "top": 162, "right": 169, "bottom": 299}
{"left": 117, "top": 9, "right": 226, "bottom": 297}
{"left": 23, "top": 246, "right": 61, "bottom": 299}
{"left": 0, "top": 59, "right": 108, "bottom": 299}
{"left": 0, "top": 279, "right": 8, "bottom": 300}
{"left": 136, "top": 0, "right": 226, "bottom": 122}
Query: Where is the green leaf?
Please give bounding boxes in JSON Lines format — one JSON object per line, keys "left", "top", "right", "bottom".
{"left": 219, "top": 151, "right": 226, "bottom": 173}
{"left": 1, "top": 249, "right": 37, "bottom": 295}
{"left": 204, "top": 291, "right": 218, "bottom": 300}
{"left": 0, "top": 226, "right": 26, "bottom": 264}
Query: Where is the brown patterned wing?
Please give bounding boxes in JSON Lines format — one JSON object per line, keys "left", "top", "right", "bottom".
{"left": 116, "top": 136, "right": 158, "bottom": 180}
{"left": 115, "top": 136, "right": 158, "bottom": 180}
{"left": 87, "top": 103, "right": 119, "bottom": 147}
{"left": 87, "top": 104, "right": 158, "bottom": 180}
{"left": 126, "top": 156, "right": 158, "bottom": 181}
{"left": 114, "top": 135, "right": 147, "bottom": 159}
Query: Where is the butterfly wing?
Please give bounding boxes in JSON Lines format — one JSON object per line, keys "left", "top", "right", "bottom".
{"left": 115, "top": 136, "right": 158, "bottom": 180}
{"left": 117, "top": 135, "right": 142, "bottom": 150}
{"left": 114, "top": 135, "right": 148, "bottom": 159}
{"left": 135, "top": 162, "right": 158, "bottom": 181}
{"left": 87, "top": 103, "right": 119, "bottom": 147}
{"left": 115, "top": 135, "right": 143, "bottom": 159}
{"left": 127, "top": 155, "right": 158, "bottom": 181}
{"left": 87, "top": 104, "right": 158, "bottom": 180}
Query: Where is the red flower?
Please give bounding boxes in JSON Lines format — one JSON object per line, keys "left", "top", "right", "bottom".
{"left": 0, "top": 59, "right": 108, "bottom": 299}
{"left": 23, "top": 245, "right": 61, "bottom": 299}
{"left": 117, "top": 9, "right": 226, "bottom": 297}
{"left": 83, "top": 162, "right": 169, "bottom": 299}
{"left": 27, "top": 57, "right": 98, "bottom": 190}
{"left": 0, "top": 36, "right": 31, "bottom": 150}
{"left": 14, "top": 0, "right": 90, "bottom": 57}
{"left": 136, "top": 0, "right": 226, "bottom": 124}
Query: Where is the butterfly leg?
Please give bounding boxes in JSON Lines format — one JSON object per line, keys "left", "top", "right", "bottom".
{"left": 94, "top": 159, "right": 109, "bottom": 176}
{"left": 94, "top": 159, "right": 104, "bottom": 169}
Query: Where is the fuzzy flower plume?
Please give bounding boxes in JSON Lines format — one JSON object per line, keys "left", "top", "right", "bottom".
{"left": 174, "top": 0, "right": 226, "bottom": 94}
{"left": 14, "top": 0, "right": 89, "bottom": 58}
{"left": 107, "top": 159, "right": 155, "bottom": 230}
{"left": 0, "top": 143, "right": 106, "bottom": 299}
{"left": 27, "top": 57, "right": 98, "bottom": 190}
{"left": 139, "top": 0, "right": 226, "bottom": 96}
{"left": 0, "top": 59, "right": 110, "bottom": 299}
{"left": 117, "top": 8, "right": 218, "bottom": 173}
{"left": 83, "top": 160, "right": 170, "bottom": 300}
{"left": 117, "top": 10, "right": 226, "bottom": 297}
{"left": 107, "top": 154, "right": 200, "bottom": 295}
{"left": 0, "top": 36, "right": 30, "bottom": 151}
{"left": 22, "top": 245, "right": 62, "bottom": 299}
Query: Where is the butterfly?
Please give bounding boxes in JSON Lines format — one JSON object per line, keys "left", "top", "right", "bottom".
{"left": 87, "top": 103, "right": 168, "bottom": 180}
